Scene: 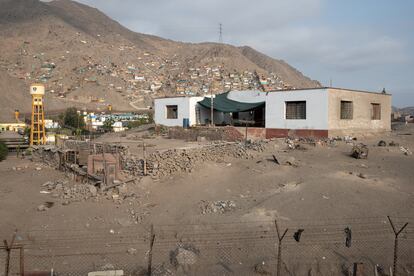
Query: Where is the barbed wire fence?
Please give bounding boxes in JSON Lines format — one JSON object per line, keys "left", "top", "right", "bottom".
{"left": 1, "top": 216, "right": 413, "bottom": 276}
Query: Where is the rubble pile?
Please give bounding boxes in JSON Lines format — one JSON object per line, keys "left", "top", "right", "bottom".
{"left": 123, "top": 142, "right": 265, "bottom": 178}
{"left": 41, "top": 179, "right": 99, "bottom": 203}
{"left": 351, "top": 144, "right": 369, "bottom": 159}
{"left": 199, "top": 200, "right": 236, "bottom": 214}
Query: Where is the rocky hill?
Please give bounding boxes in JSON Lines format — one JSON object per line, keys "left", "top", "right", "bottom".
{"left": 0, "top": 0, "right": 320, "bottom": 121}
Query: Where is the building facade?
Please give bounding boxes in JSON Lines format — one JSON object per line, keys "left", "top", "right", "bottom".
{"left": 154, "top": 88, "right": 391, "bottom": 138}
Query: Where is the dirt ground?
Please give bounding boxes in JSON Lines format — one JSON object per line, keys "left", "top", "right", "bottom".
{"left": 0, "top": 124, "right": 413, "bottom": 275}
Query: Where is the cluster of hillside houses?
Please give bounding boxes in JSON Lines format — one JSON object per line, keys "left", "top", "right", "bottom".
{"left": 154, "top": 87, "right": 392, "bottom": 138}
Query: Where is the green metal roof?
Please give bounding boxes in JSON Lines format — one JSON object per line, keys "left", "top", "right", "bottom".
{"left": 198, "top": 92, "right": 265, "bottom": 112}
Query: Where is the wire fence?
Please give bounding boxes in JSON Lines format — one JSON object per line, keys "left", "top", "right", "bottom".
{"left": 1, "top": 216, "right": 413, "bottom": 276}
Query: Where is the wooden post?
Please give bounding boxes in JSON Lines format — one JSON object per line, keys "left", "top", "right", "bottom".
{"left": 147, "top": 224, "right": 156, "bottom": 276}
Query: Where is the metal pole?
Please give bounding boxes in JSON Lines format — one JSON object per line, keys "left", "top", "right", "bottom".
{"left": 387, "top": 216, "right": 408, "bottom": 276}
{"left": 147, "top": 224, "right": 156, "bottom": 276}
{"left": 19, "top": 247, "right": 24, "bottom": 276}
{"left": 210, "top": 92, "right": 214, "bottom": 127}
{"left": 275, "top": 219, "right": 288, "bottom": 276}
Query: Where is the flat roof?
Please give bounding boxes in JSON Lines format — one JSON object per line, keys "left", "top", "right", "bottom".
{"left": 154, "top": 87, "right": 391, "bottom": 101}
{"left": 266, "top": 87, "right": 391, "bottom": 96}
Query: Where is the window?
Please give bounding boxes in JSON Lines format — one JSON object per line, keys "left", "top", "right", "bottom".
{"left": 340, "top": 101, "right": 353, "bottom": 119}
{"left": 371, "top": 103, "right": 381, "bottom": 120}
{"left": 286, "top": 101, "right": 306, "bottom": 119}
{"left": 166, "top": 105, "right": 178, "bottom": 119}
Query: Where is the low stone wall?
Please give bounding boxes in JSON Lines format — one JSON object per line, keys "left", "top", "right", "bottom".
{"left": 168, "top": 126, "right": 244, "bottom": 142}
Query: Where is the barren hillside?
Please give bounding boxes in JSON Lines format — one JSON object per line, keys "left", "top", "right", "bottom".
{"left": 0, "top": 0, "right": 321, "bottom": 120}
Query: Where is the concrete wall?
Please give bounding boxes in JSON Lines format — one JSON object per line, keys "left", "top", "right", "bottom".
{"left": 154, "top": 97, "right": 203, "bottom": 127}
{"left": 265, "top": 89, "right": 329, "bottom": 130}
{"left": 327, "top": 88, "right": 391, "bottom": 136}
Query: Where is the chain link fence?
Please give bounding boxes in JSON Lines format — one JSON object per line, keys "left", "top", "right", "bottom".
{"left": 1, "top": 217, "right": 413, "bottom": 276}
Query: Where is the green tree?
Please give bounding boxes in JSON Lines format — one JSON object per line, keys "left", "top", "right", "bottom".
{"left": 102, "top": 118, "right": 114, "bottom": 132}
{"left": 60, "top": 108, "right": 85, "bottom": 130}
{"left": 0, "top": 141, "right": 8, "bottom": 161}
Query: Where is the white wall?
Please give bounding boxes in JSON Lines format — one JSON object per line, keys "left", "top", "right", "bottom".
{"left": 154, "top": 97, "right": 203, "bottom": 127}
{"left": 265, "top": 89, "right": 329, "bottom": 129}
{"left": 227, "top": 90, "right": 266, "bottom": 103}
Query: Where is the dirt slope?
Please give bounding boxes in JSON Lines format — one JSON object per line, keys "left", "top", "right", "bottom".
{"left": 0, "top": 0, "right": 321, "bottom": 119}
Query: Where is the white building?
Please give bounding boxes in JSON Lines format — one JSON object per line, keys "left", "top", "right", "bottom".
{"left": 154, "top": 88, "right": 391, "bottom": 138}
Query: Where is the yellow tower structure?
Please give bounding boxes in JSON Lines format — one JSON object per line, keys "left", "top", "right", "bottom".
{"left": 30, "top": 84, "right": 46, "bottom": 145}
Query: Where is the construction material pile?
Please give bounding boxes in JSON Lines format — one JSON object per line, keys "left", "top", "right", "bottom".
{"left": 122, "top": 141, "right": 267, "bottom": 178}
{"left": 41, "top": 179, "right": 98, "bottom": 204}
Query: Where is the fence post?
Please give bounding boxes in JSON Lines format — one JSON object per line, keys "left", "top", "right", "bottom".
{"left": 3, "top": 232, "right": 16, "bottom": 276}
{"left": 274, "top": 219, "right": 288, "bottom": 276}
{"left": 19, "top": 247, "right": 24, "bottom": 276}
{"left": 147, "top": 224, "right": 156, "bottom": 276}
{"left": 387, "top": 216, "right": 408, "bottom": 276}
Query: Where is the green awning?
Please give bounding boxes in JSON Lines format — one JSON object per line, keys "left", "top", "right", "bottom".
{"left": 198, "top": 92, "right": 264, "bottom": 112}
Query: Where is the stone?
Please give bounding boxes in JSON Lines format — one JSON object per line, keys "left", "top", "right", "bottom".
{"left": 377, "top": 140, "right": 387, "bottom": 147}
{"left": 357, "top": 173, "right": 367, "bottom": 179}
{"left": 285, "top": 157, "right": 298, "bottom": 167}
{"left": 89, "top": 185, "right": 98, "bottom": 197}
{"left": 37, "top": 204, "right": 48, "bottom": 211}
{"left": 254, "top": 261, "right": 272, "bottom": 275}
{"left": 127, "top": 248, "right": 137, "bottom": 255}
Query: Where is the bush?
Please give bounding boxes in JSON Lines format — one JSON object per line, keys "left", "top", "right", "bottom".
{"left": 0, "top": 141, "right": 8, "bottom": 161}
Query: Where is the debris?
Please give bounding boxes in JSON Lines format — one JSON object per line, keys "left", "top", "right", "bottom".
{"left": 377, "top": 140, "right": 387, "bottom": 147}
{"left": 285, "top": 157, "right": 298, "bottom": 167}
{"left": 351, "top": 144, "right": 368, "bottom": 159}
{"left": 400, "top": 146, "right": 412, "bottom": 155}
{"left": 293, "top": 229, "right": 304, "bottom": 242}
{"left": 199, "top": 200, "right": 236, "bottom": 214}
{"left": 254, "top": 261, "right": 271, "bottom": 275}
{"left": 389, "top": 141, "right": 399, "bottom": 147}
{"left": 37, "top": 202, "right": 53, "bottom": 211}
{"left": 357, "top": 173, "right": 367, "bottom": 179}
{"left": 272, "top": 154, "right": 280, "bottom": 165}
{"left": 127, "top": 248, "right": 137, "bottom": 255}
{"left": 37, "top": 204, "right": 48, "bottom": 211}
{"left": 35, "top": 167, "right": 42, "bottom": 171}
{"left": 322, "top": 195, "right": 329, "bottom": 200}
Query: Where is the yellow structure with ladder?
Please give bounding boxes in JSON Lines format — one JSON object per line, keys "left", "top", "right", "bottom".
{"left": 30, "top": 84, "right": 46, "bottom": 145}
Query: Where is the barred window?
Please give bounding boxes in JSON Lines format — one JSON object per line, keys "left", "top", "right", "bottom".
{"left": 371, "top": 103, "right": 381, "bottom": 120}
{"left": 286, "top": 101, "right": 306, "bottom": 119}
{"left": 340, "top": 101, "right": 353, "bottom": 119}
{"left": 166, "top": 105, "right": 178, "bottom": 119}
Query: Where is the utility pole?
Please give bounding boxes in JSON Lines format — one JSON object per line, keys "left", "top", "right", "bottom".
{"left": 219, "top": 23, "right": 223, "bottom": 43}
{"left": 210, "top": 89, "right": 214, "bottom": 127}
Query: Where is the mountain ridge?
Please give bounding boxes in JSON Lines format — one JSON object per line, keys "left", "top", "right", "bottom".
{"left": 0, "top": 0, "right": 321, "bottom": 121}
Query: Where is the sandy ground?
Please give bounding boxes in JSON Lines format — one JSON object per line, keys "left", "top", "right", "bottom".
{"left": 0, "top": 124, "right": 413, "bottom": 274}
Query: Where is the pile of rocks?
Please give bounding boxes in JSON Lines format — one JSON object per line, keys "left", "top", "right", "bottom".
{"left": 122, "top": 142, "right": 266, "bottom": 178}
{"left": 199, "top": 200, "right": 236, "bottom": 214}
{"left": 41, "top": 179, "right": 98, "bottom": 203}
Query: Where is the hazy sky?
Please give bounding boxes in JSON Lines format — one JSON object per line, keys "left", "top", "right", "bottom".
{"left": 74, "top": 0, "right": 414, "bottom": 107}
